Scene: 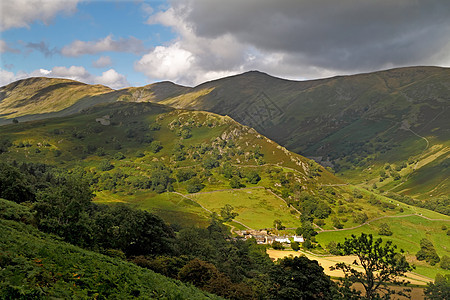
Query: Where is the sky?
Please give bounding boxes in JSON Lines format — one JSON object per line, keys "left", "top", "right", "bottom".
{"left": 1, "top": 0, "right": 450, "bottom": 89}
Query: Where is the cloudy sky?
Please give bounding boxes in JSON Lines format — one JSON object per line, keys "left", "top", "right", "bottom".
{"left": 1, "top": 0, "right": 450, "bottom": 88}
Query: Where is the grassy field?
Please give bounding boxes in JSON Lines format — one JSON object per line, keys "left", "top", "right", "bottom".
{"left": 189, "top": 188, "right": 302, "bottom": 229}
{"left": 315, "top": 215, "right": 450, "bottom": 279}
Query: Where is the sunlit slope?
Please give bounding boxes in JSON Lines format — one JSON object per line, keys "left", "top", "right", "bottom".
{"left": 0, "top": 77, "right": 121, "bottom": 123}
{"left": 149, "top": 67, "right": 450, "bottom": 199}
{"left": 0, "top": 101, "right": 341, "bottom": 228}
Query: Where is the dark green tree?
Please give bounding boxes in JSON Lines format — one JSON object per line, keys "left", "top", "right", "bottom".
{"left": 416, "top": 238, "right": 440, "bottom": 266}
{"left": 425, "top": 274, "right": 450, "bottom": 300}
{"left": 378, "top": 223, "right": 393, "bottom": 236}
{"left": 333, "top": 233, "right": 413, "bottom": 299}
{"left": 0, "top": 163, "right": 35, "bottom": 203}
{"left": 220, "top": 204, "right": 238, "bottom": 222}
{"left": 269, "top": 255, "right": 336, "bottom": 299}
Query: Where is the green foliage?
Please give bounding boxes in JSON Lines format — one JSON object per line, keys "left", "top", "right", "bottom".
{"left": 425, "top": 274, "right": 450, "bottom": 300}
{"left": 440, "top": 255, "right": 450, "bottom": 270}
{"left": 327, "top": 241, "right": 341, "bottom": 255}
{"left": 99, "top": 159, "right": 114, "bottom": 171}
{"left": 149, "top": 140, "right": 163, "bottom": 153}
{"left": 334, "top": 233, "right": 413, "bottom": 300}
{"left": 416, "top": 238, "right": 440, "bottom": 266}
{"left": 378, "top": 223, "right": 393, "bottom": 236}
{"left": 229, "top": 177, "right": 245, "bottom": 189}
{"left": 113, "top": 151, "right": 125, "bottom": 160}
{"left": 0, "top": 218, "right": 219, "bottom": 299}
{"left": 353, "top": 212, "right": 368, "bottom": 224}
{"left": 272, "top": 241, "right": 284, "bottom": 250}
{"left": 269, "top": 255, "right": 336, "bottom": 299}
{"left": 245, "top": 170, "right": 261, "bottom": 184}
{"left": 186, "top": 178, "right": 205, "bottom": 193}
{"left": 0, "top": 138, "right": 12, "bottom": 153}
{"left": 0, "top": 198, "right": 35, "bottom": 225}
{"left": 296, "top": 221, "right": 317, "bottom": 239}
{"left": 273, "top": 219, "right": 285, "bottom": 230}
{"left": 176, "top": 169, "right": 197, "bottom": 182}
{"left": 149, "top": 122, "right": 161, "bottom": 131}
{"left": 219, "top": 204, "right": 238, "bottom": 222}
{"left": 291, "top": 241, "right": 300, "bottom": 251}
{"left": 202, "top": 156, "right": 220, "bottom": 169}
{"left": 0, "top": 163, "right": 35, "bottom": 203}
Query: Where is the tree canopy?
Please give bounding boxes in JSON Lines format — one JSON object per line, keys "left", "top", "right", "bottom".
{"left": 333, "top": 233, "right": 413, "bottom": 299}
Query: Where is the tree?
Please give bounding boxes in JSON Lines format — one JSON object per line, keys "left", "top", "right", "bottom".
{"left": 333, "top": 233, "right": 413, "bottom": 299}
{"left": 269, "top": 255, "right": 336, "bottom": 299}
{"left": 425, "top": 274, "right": 450, "bottom": 300}
{"left": 273, "top": 219, "right": 285, "bottom": 230}
{"left": 416, "top": 238, "right": 440, "bottom": 266}
{"left": 441, "top": 255, "right": 450, "bottom": 270}
{"left": 220, "top": 204, "right": 238, "bottom": 222}
{"left": 378, "top": 223, "right": 393, "bottom": 236}
{"left": 291, "top": 241, "right": 300, "bottom": 251}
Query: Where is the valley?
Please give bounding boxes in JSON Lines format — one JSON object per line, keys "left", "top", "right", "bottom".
{"left": 1, "top": 67, "right": 449, "bottom": 297}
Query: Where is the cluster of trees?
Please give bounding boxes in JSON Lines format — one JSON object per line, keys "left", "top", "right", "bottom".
{"left": 2, "top": 161, "right": 448, "bottom": 299}
{"left": 416, "top": 238, "right": 441, "bottom": 266}
{"left": 0, "top": 162, "right": 336, "bottom": 299}
{"left": 386, "top": 192, "right": 450, "bottom": 216}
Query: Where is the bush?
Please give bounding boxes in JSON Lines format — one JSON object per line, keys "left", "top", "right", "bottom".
{"left": 272, "top": 241, "right": 284, "bottom": 250}
{"left": 99, "top": 160, "right": 114, "bottom": 171}
{"left": 416, "top": 238, "right": 440, "bottom": 266}
{"left": 291, "top": 241, "right": 299, "bottom": 251}
{"left": 186, "top": 178, "right": 205, "bottom": 193}
{"left": 440, "top": 255, "right": 450, "bottom": 270}
{"left": 378, "top": 223, "right": 393, "bottom": 236}
{"left": 149, "top": 141, "right": 162, "bottom": 153}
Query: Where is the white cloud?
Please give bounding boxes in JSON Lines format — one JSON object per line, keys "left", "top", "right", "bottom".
{"left": 135, "top": 42, "right": 194, "bottom": 82}
{"left": 0, "top": 0, "right": 79, "bottom": 31}
{"left": 0, "top": 69, "right": 16, "bottom": 86}
{"left": 61, "top": 35, "right": 146, "bottom": 57}
{"left": 92, "top": 56, "right": 113, "bottom": 68}
{"left": 94, "top": 69, "right": 129, "bottom": 89}
{"left": 0, "top": 66, "right": 129, "bottom": 89}
{"left": 0, "top": 40, "right": 20, "bottom": 53}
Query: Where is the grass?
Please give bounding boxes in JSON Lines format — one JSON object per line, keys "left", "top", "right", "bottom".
{"left": 315, "top": 214, "right": 450, "bottom": 279}
{"left": 189, "top": 188, "right": 302, "bottom": 229}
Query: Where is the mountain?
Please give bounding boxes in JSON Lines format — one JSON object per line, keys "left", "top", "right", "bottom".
{"left": 140, "top": 67, "right": 450, "bottom": 200}
{"left": 1, "top": 66, "right": 449, "bottom": 200}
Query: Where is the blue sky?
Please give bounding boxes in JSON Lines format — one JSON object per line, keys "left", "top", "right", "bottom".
{"left": 1, "top": 0, "right": 450, "bottom": 88}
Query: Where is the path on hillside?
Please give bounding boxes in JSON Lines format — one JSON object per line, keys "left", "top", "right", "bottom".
{"left": 318, "top": 213, "right": 449, "bottom": 233}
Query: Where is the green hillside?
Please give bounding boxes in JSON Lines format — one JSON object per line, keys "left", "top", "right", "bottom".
{"left": 1, "top": 101, "right": 439, "bottom": 234}
{"left": 2, "top": 67, "right": 448, "bottom": 201}
{"left": 0, "top": 199, "right": 221, "bottom": 299}
{"left": 145, "top": 67, "right": 450, "bottom": 201}
{"left": 0, "top": 101, "right": 344, "bottom": 229}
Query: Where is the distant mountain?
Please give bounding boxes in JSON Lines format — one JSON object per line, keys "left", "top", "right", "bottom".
{"left": 141, "top": 66, "right": 450, "bottom": 200}
{"left": 1, "top": 67, "right": 449, "bottom": 199}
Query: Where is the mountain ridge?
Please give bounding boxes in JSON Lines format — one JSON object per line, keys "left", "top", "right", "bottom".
{"left": 1, "top": 66, "right": 449, "bottom": 199}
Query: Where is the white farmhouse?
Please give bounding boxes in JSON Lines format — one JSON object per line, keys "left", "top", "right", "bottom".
{"left": 293, "top": 236, "right": 304, "bottom": 243}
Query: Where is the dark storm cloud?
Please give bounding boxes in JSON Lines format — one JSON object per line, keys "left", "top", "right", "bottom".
{"left": 174, "top": 0, "right": 450, "bottom": 72}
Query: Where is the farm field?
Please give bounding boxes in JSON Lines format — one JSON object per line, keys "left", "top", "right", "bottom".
{"left": 189, "top": 187, "right": 302, "bottom": 229}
